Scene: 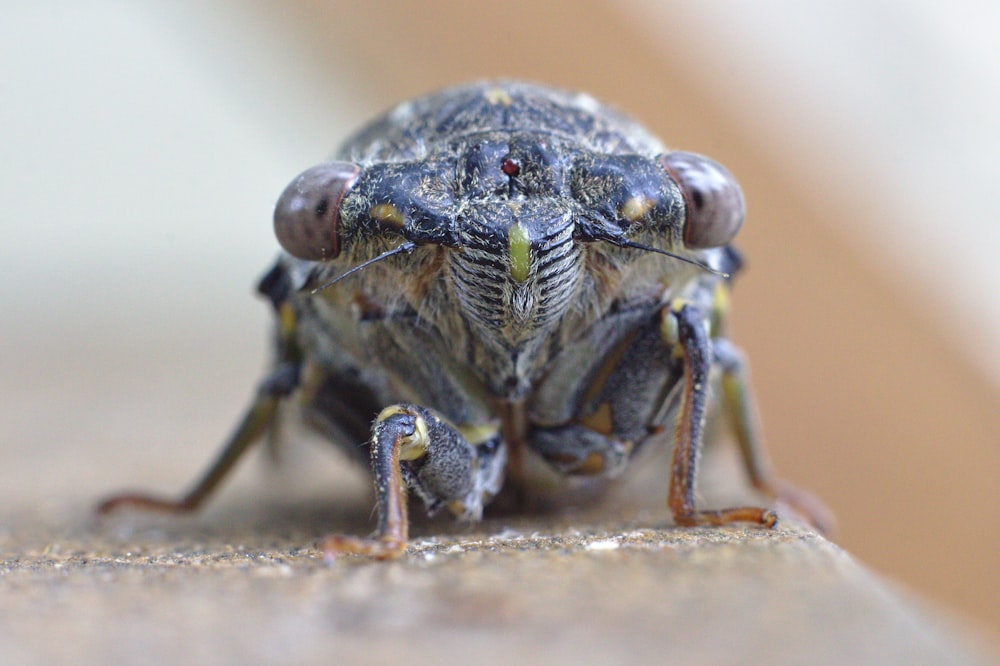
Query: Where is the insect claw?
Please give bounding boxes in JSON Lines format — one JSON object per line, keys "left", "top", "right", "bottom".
{"left": 768, "top": 480, "right": 836, "bottom": 535}
{"left": 320, "top": 534, "right": 407, "bottom": 561}
{"left": 96, "top": 493, "right": 197, "bottom": 515}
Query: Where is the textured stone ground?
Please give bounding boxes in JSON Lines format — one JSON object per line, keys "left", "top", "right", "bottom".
{"left": 1, "top": 481, "right": 996, "bottom": 665}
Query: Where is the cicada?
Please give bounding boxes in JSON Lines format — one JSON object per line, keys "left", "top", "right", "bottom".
{"left": 100, "top": 81, "right": 830, "bottom": 558}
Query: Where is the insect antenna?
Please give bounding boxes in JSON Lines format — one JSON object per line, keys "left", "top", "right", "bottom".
{"left": 311, "top": 242, "right": 417, "bottom": 294}
{"left": 612, "top": 239, "right": 729, "bottom": 278}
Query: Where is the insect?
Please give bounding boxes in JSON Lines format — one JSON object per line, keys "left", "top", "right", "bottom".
{"left": 100, "top": 81, "right": 831, "bottom": 558}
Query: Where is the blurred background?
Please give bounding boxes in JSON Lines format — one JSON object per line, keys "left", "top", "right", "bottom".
{"left": 2, "top": 0, "right": 998, "bottom": 635}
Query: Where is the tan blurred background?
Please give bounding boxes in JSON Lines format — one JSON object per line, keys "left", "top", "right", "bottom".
{"left": 2, "top": 0, "right": 998, "bottom": 636}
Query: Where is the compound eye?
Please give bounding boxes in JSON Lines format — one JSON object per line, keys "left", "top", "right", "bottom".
{"left": 273, "top": 161, "right": 361, "bottom": 261}
{"left": 659, "top": 152, "right": 745, "bottom": 249}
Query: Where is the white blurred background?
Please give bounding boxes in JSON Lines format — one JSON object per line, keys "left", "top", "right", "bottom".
{"left": 2, "top": 1, "right": 998, "bottom": 634}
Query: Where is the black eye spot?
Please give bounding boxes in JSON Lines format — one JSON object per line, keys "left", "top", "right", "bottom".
{"left": 690, "top": 189, "right": 704, "bottom": 210}
{"left": 315, "top": 196, "right": 330, "bottom": 219}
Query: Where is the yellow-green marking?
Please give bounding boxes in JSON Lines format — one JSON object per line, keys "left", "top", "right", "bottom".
{"left": 508, "top": 222, "right": 531, "bottom": 283}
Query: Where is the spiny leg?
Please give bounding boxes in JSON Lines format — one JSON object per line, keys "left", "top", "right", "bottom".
{"left": 714, "top": 338, "right": 835, "bottom": 534}
{"left": 322, "top": 404, "right": 506, "bottom": 560}
{"left": 97, "top": 363, "right": 299, "bottom": 514}
{"left": 666, "top": 302, "right": 777, "bottom": 528}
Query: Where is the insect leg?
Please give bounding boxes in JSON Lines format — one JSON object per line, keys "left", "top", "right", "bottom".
{"left": 666, "top": 302, "right": 777, "bottom": 528}
{"left": 714, "top": 339, "right": 835, "bottom": 534}
{"left": 530, "top": 420, "right": 634, "bottom": 477}
{"left": 322, "top": 405, "right": 506, "bottom": 560}
{"left": 97, "top": 362, "right": 300, "bottom": 514}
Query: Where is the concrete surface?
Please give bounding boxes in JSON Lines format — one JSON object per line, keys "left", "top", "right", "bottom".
{"left": 1, "top": 470, "right": 996, "bottom": 665}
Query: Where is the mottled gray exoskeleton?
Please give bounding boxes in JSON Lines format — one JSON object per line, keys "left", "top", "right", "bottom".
{"left": 101, "top": 82, "right": 831, "bottom": 558}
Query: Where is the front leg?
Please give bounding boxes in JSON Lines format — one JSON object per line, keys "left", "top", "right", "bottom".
{"left": 321, "top": 404, "right": 506, "bottom": 559}
{"left": 533, "top": 302, "right": 782, "bottom": 528}
{"left": 666, "top": 302, "right": 778, "bottom": 528}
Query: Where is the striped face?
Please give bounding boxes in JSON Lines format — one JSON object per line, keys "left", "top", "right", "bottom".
{"left": 449, "top": 196, "right": 582, "bottom": 341}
